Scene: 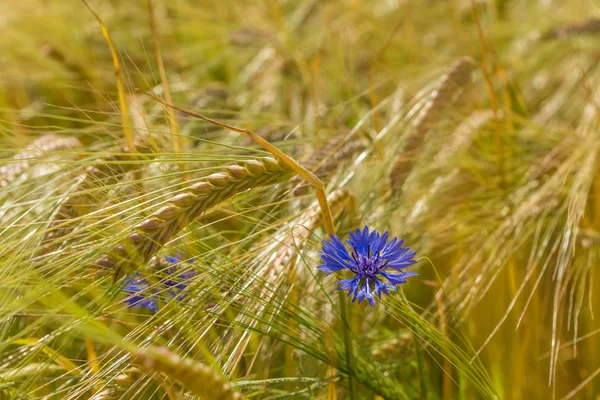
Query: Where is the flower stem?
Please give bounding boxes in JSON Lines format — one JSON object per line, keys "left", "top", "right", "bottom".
{"left": 319, "top": 206, "right": 356, "bottom": 399}
{"left": 337, "top": 291, "right": 357, "bottom": 400}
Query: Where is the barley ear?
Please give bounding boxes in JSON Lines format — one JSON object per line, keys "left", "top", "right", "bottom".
{"left": 134, "top": 346, "right": 245, "bottom": 400}
{"left": 390, "top": 56, "right": 476, "bottom": 190}
{"left": 97, "top": 157, "right": 293, "bottom": 277}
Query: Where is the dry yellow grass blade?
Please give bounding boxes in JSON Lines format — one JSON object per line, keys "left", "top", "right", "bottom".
{"left": 11, "top": 338, "right": 82, "bottom": 376}
{"left": 81, "top": 0, "right": 136, "bottom": 153}
{"left": 84, "top": 336, "right": 100, "bottom": 376}
{"left": 147, "top": 0, "right": 185, "bottom": 170}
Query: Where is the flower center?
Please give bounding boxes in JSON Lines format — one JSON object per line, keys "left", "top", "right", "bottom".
{"left": 350, "top": 244, "right": 388, "bottom": 277}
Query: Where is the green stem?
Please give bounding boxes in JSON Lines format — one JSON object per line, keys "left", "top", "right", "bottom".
{"left": 337, "top": 290, "right": 357, "bottom": 400}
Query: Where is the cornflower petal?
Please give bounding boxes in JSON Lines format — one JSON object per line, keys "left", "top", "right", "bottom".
{"left": 164, "top": 256, "right": 196, "bottom": 299}
{"left": 356, "top": 279, "right": 376, "bottom": 306}
{"left": 347, "top": 227, "right": 371, "bottom": 257}
{"left": 373, "top": 278, "right": 395, "bottom": 298}
{"left": 328, "top": 235, "right": 352, "bottom": 261}
{"left": 380, "top": 271, "right": 419, "bottom": 285}
{"left": 337, "top": 278, "right": 360, "bottom": 295}
{"left": 164, "top": 254, "right": 181, "bottom": 264}
{"left": 123, "top": 274, "right": 158, "bottom": 312}
{"left": 164, "top": 269, "right": 196, "bottom": 292}
{"left": 318, "top": 235, "right": 352, "bottom": 274}
{"left": 371, "top": 231, "right": 389, "bottom": 254}
{"left": 122, "top": 254, "right": 196, "bottom": 312}
{"left": 317, "top": 263, "right": 347, "bottom": 274}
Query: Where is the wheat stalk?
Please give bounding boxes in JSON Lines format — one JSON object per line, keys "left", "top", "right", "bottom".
{"left": 82, "top": 0, "right": 136, "bottom": 153}
{"left": 0, "top": 134, "right": 82, "bottom": 188}
{"left": 390, "top": 57, "right": 476, "bottom": 190}
{"left": 134, "top": 346, "right": 245, "bottom": 400}
{"left": 96, "top": 157, "right": 294, "bottom": 276}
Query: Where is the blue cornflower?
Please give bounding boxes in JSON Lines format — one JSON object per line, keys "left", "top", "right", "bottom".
{"left": 123, "top": 254, "right": 196, "bottom": 312}
{"left": 318, "top": 226, "right": 417, "bottom": 306}
{"left": 123, "top": 275, "right": 159, "bottom": 312}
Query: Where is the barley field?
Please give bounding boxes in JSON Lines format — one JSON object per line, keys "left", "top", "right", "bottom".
{"left": 1, "top": 1, "right": 599, "bottom": 399}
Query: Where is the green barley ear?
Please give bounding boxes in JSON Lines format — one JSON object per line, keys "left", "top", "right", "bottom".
{"left": 134, "top": 346, "right": 245, "bottom": 400}
{"left": 39, "top": 139, "right": 156, "bottom": 255}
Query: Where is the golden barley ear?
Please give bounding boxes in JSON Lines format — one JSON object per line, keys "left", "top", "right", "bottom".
{"left": 134, "top": 346, "right": 245, "bottom": 400}
{"left": 399, "top": 109, "right": 496, "bottom": 226}
{"left": 390, "top": 56, "right": 476, "bottom": 191}
{"left": 96, "top": 157, "right": 294, "bottom": 280}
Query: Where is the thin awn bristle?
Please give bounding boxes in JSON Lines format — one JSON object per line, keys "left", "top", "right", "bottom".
{"left": 91, "top": 386, "right": 125, "bottom": 400}
{"left": 41, "top": 152, "right": 139, "bottom": 254}
{"left": 434, "top": 109, "right": 495, "bottom": 164}
{"left": 390, "top": 57, "right": 476, "bottom": 191}
{"left": 96, "top": 157, "right": 294, "bottom": 275}
{"left": 134, "top": 346, "right": 245, "bottom": 400}
{"left": 292, "top": 132, "right": 365, "bottom": 194}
